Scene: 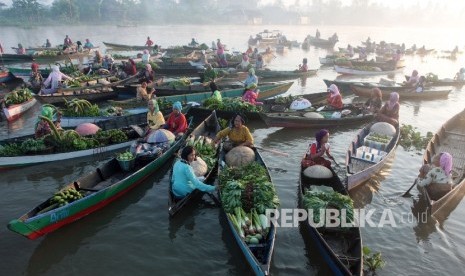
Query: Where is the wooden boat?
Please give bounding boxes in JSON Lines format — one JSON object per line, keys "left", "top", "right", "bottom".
{"left": 59, "top": 108, "right": 147, "bottom": 128}
{"left": 405, "top": 75, "right": 465, "bottom": 87}
{"left": 35, "top": 74, "right": 139, "bottom": 105}
{"left": 254, "top": 69, "right": 318, "bottom": 80}
{"left": 349, "top": 84, "right": 451, "bottom": 100}
{"left": 417, "top": 109, "right": 465, "bottom": 216}
{"left": 259, "top": 105, "right": 374, "bottom": 128}
{"left": 323, "top": 79, "right": 365, "bottom": 94}
{"left": 168, "top": 111, "right": 220, "bottom": 217}
{"left": 0, "top": 53, "right": 34, "bottom": 63}
{"left": 31, "top": 52, "right": 93, "bottom": 63}
{"left": 2, "top": 97, "right": 38, "bottom": 122}
{"left": 217, "top": 147, "right": 276, "bottom": 275}
{"left": 7, "top": 118, "right": 193, "bottom": 239}
{"left": 306, "top": 35, "right": 338, "bottom": 48}
{"left": 108, "top": 82, "right": 293, "bottom": 109}
{"left": 334, "top": 65, "right": 404, "bottom": 76}
{"left": 0, "top": 121, "right": 146, "bottom": 170}
{"left": 350, "top": 59, "right": 405, "bottom": 70}
{"left": 103, "top": 42, "right": 151, "bottom": 51}
{"left": 0, "top": 68, "right": 15, "bottom": 83}
{"left": 299, "top": 165, "right": 363, "bottom": 275}
{"left": 8, "top": 67, "right": 51, "bottom": 81}
{"left": 345, "top": 122, "right": 400, "bottom": 190}
{"left": 255, "top": 29, "right": 283, "bottom": 45}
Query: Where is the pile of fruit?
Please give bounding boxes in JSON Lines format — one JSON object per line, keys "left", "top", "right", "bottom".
{"left": 3, "top": 88, "right": 33, "bottom": 107}
{"left": 50, "top": 188, "right": 84, "bottom": 207}
{"left": 117, "top": 151, "right": 135, "bottom": 161}
{"left": 185, "top": 135, "right": 217, "bottom": 170}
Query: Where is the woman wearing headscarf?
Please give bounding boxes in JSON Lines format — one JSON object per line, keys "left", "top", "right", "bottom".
{"left": 171, "top": 145, "right": 216, "bottom": 198}
{"left": 141, "top": 63, "right": 154, "bottom": 83}
{"left": 417, "top": 152, "right": 453, "bottom": 199}
{"left": 35, "top": 106, "right": 61, "bottom": 138}
{"left": 377, "top": 92, "right": 400, "bottom": 125}
{"left": 326, "top": 84, "right": 343, "bottom": 109}
{"left": 364, "top": 88, "right": 383, "bottom": 113}
{"left": 301, "top": 129, "right": 334, "bottom": 169}
{"left": 237, "top": 52, "right": 250, "bottom": 70}
{"left": 216, "top": 39, "right": 228, "bottom": 67}
{"left": 125, "top": 59, "right": 137, "bottom": 76}
{"left": 147, "top": 99, "right": 165, "bottom": 131}
{"left": 40, "top": 65, "right": 73, "bottom": 95}
{"left": 29, "top": 63, "right": 43, "bottom": 91}
{"left": 213, "top": 113, "right": 254, "bottom": 151}
{"left": 243, "top": 68, "right": 258, "bottom": 88}
{"left": 242, "top": 83, "right": 263, "bottom": 106}
{"left": 405, "top": 70, "right": 419, "bottom": 87}
{"left": 163, "top": 101, "right": 187, "bottom": 136}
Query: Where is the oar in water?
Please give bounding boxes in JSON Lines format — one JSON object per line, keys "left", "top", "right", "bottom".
{"left": 329, "top": 155, "right": 341, "bottom": 168}
{"left": 402, "top": 179, "right": 419, "bottom": 197}
{"left": 204, "top": 192, "right": 221, "bottom": 206}
{"left": 255, "top": 146, "right": 289, "bottom": 157}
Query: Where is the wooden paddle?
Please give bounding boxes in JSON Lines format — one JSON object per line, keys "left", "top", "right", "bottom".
{"left": 329, "top": 155, "right": 341, "bottom": 168}
{"left": 204, "top": 192, "right": 221, "bottom": 206}
{"left": 402, "top": 179, "right": 419, "bottom": 197}
{"left": 255, "top": 146, "right": 289, "bottom": 157}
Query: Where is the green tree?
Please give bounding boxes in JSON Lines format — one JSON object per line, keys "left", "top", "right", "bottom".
{"left": 51, "top": 0, "right": 79, "bottom": 23}
{"left": 11, "top": 0, "right": 41, "bottom": 24}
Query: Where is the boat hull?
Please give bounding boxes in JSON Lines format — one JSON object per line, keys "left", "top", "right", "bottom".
{"left": 334, "top": 65, "right": 404, "bottom": 76}
{"left": 349, "top": 84, "right": 451, "bottom": 100}
{"left": 260, "top": 111, "right": 374, "bottom": 128}
{"left": 3, "top": 98, "right": 38, "bottom": 122}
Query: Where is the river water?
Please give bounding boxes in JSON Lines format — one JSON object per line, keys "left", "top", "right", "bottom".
{"left": 1, "top": 25, "right": 465, "bottom": 275}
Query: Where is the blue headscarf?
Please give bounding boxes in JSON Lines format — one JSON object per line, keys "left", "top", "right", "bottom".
{"left": 172, "top": 101, "right": 182, "bottom": 111}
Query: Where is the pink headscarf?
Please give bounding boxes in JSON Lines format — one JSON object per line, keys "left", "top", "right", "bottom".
{"left": 328, "top": 84, "right": 340, "bottom": 98}
{"left": 146, "top": 63, "right": 152, "bottom": 72}
{"left": 387, "top": 92, "right": 399, "bottom": 110}
{"left": 440, "top": 152, "right": 453, "bottom": 176}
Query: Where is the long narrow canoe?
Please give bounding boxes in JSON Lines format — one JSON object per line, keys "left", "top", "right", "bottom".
{"left": 8, "top": 67, "right": 51, "bottom": 81}
{"left": 334, "top": 65, "right": 404, "bottom": 76}
{"left": 0, "top": 123, "right": 144, "bottom": 170}
{"left": 349, "top": 84, "right": 451, "bottom": 100}
{"left": 32, "top": 52, "right": 93, "bottom": 63}
{"left": 299, "top": 165, "right": 363, "bottom": 275}
{"left": 103, "top": 42, "right": 151, "bottom": 51}
{"left": 35, "top": 74, "right": 140, "bottom": 105}
{"left": 217, "top": 147, "right": 276, "bottom": 275}
{"left": 417, "top": 109, "right": 465, "bottom": 217}
{"left": 108, "top": 82, "right": 293, "bottom": 109}
{"left": 168, "top": 111, "right": 220, "bottom": 217}
{"left": 307, "top": 35, "right": 338, "bottom": 48}
{"left": 260, "top": 106, "right": 374, "bottom": 128}
{"left": 346, "top": 122, "right": 400, "bottom": 190}
{"left": 59, "top": 108, "right": 147, "bottom": 129}
{"left": 255, "top": 69, "right": 318, "bottom": 80}
{"left": 0, "top": 54, "right": 34, "bottom": 63}
{"left": 350, "top": 59, "right": 405, "bottom": 70}
{"left": 323, "top": 79, "right": 365, "bottom": 94}
{"left": 2, "top": 98, "right": 38, "bottom": 122}
{"left": 7, "top": 119, "right": 193, "bottom": 239}
{"left": 405, "top": 75, "right": 465, "bottom": 87}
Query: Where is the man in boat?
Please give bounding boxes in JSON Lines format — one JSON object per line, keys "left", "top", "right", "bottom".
{"left": 83, "top": 39, "right": 94, "bottom": 50}
{"left": 213, "top": 113, "right": 254, "bottom": 151}
{"left": 39, "top": 65, "right": 73, "bottom": 95}
{"left": 63, "top": 35, "right": 73, "bottom": 50}
{"left": 145, "top": 36, "right": 154, "bottom": 47}
{"left": 136, "top": 82, "right": 154, "bottom": 102}
{"left": 454, "top": 68, "right": 465, "bottom": 81}
{"left": 301, "top": 129, "right": 334, "bottom": 169}
{"left": 188, "top": 38, "right": 199, "bottom": 47}
{"left": 298, "top": 58, "right": 308, "bottom": 72}
{"left": 316, "top": 29, "right": 321, "bottom": 38}
{"left": 28, "top": 63, "right": 43, "bottom": 91}
{"left": 45, "top": 39, "right": 52, "bottom": 48}
{"left": 171, "top": 146, "right": 216, "bottom": 199}
{"left": 16, "top": 43, "right": 26, "bottom": 54}
{"left": 162, "top": 101, "right": 187, "bottom": 137}
{"left": 102, "top": 54, "right": 115, "bottom": 71}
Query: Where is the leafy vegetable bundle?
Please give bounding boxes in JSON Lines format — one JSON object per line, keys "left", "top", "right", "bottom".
{"left": 302, "top": 189, "right": 354, "bottom": 226}
{"left": 185, "top": 135, "right": 217, "bottom": 171}
{"left": 203, "top": 97, "right": 262, "bottom": 112}
{"left": 4, "top": 88, "right": 33, "bottom": 106}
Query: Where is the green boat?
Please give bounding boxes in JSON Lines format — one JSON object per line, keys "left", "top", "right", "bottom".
{"left": 108, "top": 81, "right": 294, "bottom": 109}
{"left": 7, "top": 118, "right": 194, "bottom": 240}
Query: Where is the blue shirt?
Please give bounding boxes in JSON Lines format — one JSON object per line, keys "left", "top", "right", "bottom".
{"left": 172, "top": 159, "right": 215, "bottom": 197}
{"left": 244, "top": 74, "right": 258, "bottom": 87}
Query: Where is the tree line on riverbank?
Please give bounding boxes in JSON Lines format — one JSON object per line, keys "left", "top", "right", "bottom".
{"left": 0, "top": 0, "right": 463, "bottom": 27}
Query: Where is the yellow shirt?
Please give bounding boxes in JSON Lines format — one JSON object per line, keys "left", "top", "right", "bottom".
{"left": 216, "top": 126, "right": 253, "bottom": 144}
{"left": 147, "top": 111, "right": 165, "bottom": 129}
{"left": 137, "top": 86, "right": 151, "bottom": 101}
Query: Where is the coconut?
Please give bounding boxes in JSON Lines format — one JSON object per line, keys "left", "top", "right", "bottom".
{"left": 370, "top": 122, "right": 396, "bottom": 137}
{"left": 191, "top": 157, "right": 208, "bottom": 177}
{"left": 75, "top": 123, "right": 100, "bottom": 136}
{"left": 303, "top": 112, "right": 324, "bottom": 118}
{"left": 225, "top": 146, "right": 255, "bottom": 167}
{"left": 303, "top": 165, "right": 333, "bottom": 179}
{"left": 290, "top": 98, "right": 312, "bottom": 110}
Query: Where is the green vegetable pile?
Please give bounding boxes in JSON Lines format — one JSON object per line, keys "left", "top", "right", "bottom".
{"left": 117, "top": 151, "right": 134, "bottom": 161}
{"left": 61, "top": 99, "right": 101, "bottom": 117}
{"left": 185, "top": 135, "right": 217, "bottom": 171}
{"left": 218, "top": 118, "right": 229, "bottom": 129}
{"left": 302, "top": 189, "right": 354, "bottom": 226}
{"left": 399, "top": 124, "right": 433, "bottom": 151}
{"left": 273, "top": 95, "right": 298, "bottom": 105}
{"left": 365, "top": 132, "right": 392, "bottom": 144}
{"left": 219, "top": 162, "right": 279, "bottom": 214}
{"left": 21, "top": 138, "right": 47, "bottom": 153}
{"left": 425, "top": 72, "right": 438, "bottom": 82}
{"left": 203, "top": 97, "right": 262, "bottom": 113}
{"left": 169, "top": 77, "right": 191, "bottom": 88}
{"left": 4, "top": 88, "right": 33, "bottom": 106}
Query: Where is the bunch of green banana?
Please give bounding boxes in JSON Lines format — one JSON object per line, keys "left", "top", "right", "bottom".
{"left": 50, "top": 188, "right": 84, "bottom": 207}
